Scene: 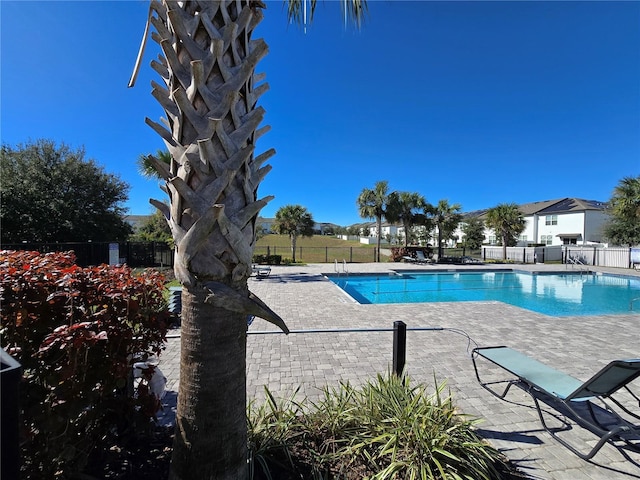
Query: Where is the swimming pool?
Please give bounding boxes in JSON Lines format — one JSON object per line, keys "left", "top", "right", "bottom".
{"left": 327, "top": 270, "right": 640, "bottom": 317}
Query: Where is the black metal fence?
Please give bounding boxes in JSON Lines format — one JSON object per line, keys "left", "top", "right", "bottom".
{"left": 254, "top": 245, "right": 378, "bottom": 263}
{"left": 1, "top": 243, "right": 481, "bottom": 268}
{"left": 1, "top": 241, "right": 174, "bottom": 268}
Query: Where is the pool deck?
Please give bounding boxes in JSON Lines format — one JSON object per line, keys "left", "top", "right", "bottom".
{"left": 159, "top": 263, "right": 640, "bottom": 479}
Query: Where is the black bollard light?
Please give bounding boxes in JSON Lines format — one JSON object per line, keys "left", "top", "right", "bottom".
{"left": 392, "top": 321, "right": 407, "bottom": 377}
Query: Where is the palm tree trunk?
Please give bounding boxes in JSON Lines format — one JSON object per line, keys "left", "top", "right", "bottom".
{"left": 376, "top": 215, "right": 382, "bottom": 262}
{"left": 172, "top": 288, "right": 247, "bottom": 479}
{"left": 291, "top": 233, "right": 297, "bottom": 263}
{"left": 502, "top": 234, "right": 508, "bottom": 260}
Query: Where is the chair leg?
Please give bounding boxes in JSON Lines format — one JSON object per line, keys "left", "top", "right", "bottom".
{"left": 530, "top": 392, "right": 636, "bottom": 460}
{"left": 472, "top": 353, "right": 520, "bottom": 399}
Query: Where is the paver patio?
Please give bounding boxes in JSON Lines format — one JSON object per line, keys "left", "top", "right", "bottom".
{"left": 159, "top": 263, "right": 640, "bottom": 479}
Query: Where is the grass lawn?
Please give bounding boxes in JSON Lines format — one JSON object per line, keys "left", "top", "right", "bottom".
{"left": 256, "top": 234, "right": 367, "bottom": 248}
{"left": 255, "top": 234, "right": 385, "bottom": 263}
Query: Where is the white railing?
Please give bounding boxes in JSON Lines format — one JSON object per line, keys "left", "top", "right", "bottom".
{"left": 481, "top": 245, "right": 638, "bottom": 269}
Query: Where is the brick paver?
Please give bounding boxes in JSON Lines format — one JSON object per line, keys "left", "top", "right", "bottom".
{"left": 158, "top": 263, "right": 640, "bottom": 479}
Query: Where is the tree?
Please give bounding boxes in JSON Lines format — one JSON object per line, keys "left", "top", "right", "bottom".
{"left": 131, "top": 209, "right": 173, "bottom": 244}
{"left": 604, "top": 175, "right": 640, "bottom": 246}
{"left": 357, "top": 180, "right": 391, "bottom": 262}
{"left": 0, "top": 139, "right": 132, "bottom": 243}
{"left": 347, "top": 225, "right": 361, "bottom": 236}
{"left": 273, "top": 205, "right": 315, "bottom": 262}
{"left": 129, "top": 2, "right": 366, "bottom": 479}
{"left": 137, "top": 149, "right": 172, "bottom": 179}
{"left": 433, "top": 199, "right": 463, "bottom": 258}
{"left": 386, "top": 191, "right": 426, "bottom": 247}
{"left": 461, "top": 215, "right": 485, "bottom": 250}
{"left": 484, "top": 203, "right": 526, "bottom": 259}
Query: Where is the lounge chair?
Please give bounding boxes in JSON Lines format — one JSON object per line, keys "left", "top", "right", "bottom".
{"left": 251, "top": 264, "right": 271, "bottom": 278}
{"left": 414, "top": 250, "right": 431, "bottom": 264}
{"left": 472, "top": 346, "right": 640, "bottom": 460}
{"left": 461, "top": 256, "right": 484, "bottom": 265}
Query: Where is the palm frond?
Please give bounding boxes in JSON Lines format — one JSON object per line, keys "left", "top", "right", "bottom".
{"left": 286, "top": 0, "right": 368, "bottom": 30}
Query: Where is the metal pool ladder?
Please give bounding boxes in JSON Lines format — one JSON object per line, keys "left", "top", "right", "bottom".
{"left": 566, "top": 256, "right": 590, "bottom": 276}
{"left": 334, "top": 259, "right": 348, "bottom": 276}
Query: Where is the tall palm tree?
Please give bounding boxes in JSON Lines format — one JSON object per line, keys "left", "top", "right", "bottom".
{"left": 129, "top": 2, "right": 367, "bottom": 479}
{"left": 273, "top": 204, "right": 315, "bottom": 262}
{"left": 357, "top": 180, "right": 390, "bottom": 262}
{"left": 484, "top": 203, "right": 526, "bottom": 260}
{"left": 433, "top": 199, "right": 462, "bottom": 258}
{"left": 387, "top": 191, "right": 426, "bottom": 247}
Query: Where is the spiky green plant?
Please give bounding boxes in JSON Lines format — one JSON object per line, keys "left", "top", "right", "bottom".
{"left": 248, "top": 374, "right": 519, "bottom": 480}
{"left": 247, "top": 387, "right": 305, "bottom": 480}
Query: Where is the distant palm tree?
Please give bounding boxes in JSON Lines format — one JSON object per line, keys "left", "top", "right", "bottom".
{"left": 485, "top": 203, "right": 526, "bottom": 259}
{"left": 273, "top": 204, "right": 315, "bottom": 262}
{"left": 357, "top": 180, "right": 390, "bottom": 261}
{"left": 136, "top": 149, "right": 171, "bottom": 179}
{"left": 387, "top": 191, "right": 426, "bottom": 247}
{"left": 433, "top": 199, "right": 462, "bottom": 258}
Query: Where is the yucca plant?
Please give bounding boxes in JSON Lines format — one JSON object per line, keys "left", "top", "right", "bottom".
{"left": 247, "top": 387, "right": 305, "bottom": 480}
{"left": 248, "top": 374, "right": 520, "bottom": 480}
{"left": 313, "top": 374, "right": 509, "bottom": 479}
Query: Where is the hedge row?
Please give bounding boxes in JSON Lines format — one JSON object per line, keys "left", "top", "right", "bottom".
{"left": 0, "top": 250, "right": 169, "bottom": 479}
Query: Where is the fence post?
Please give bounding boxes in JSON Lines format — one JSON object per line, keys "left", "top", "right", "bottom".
{"left": 325, "top": 246, "right": 328, "bottom": 263}
{"left": 392, "top": 321, "right": 406, "bottom": 377}
{"left": 1, "top": 349, "right": 21, "bottom": 480}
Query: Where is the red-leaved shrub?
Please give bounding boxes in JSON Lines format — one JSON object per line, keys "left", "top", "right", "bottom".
{"left": 0, "top": 250, "right": 169, "bottom": 479}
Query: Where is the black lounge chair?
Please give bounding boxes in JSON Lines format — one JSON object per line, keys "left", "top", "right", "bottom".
{"left": 472, "top": 346, "right": 640, "bottom": 460}
{"left": 402, "top": 251, "right": 431, "bottom": 264}
{"left": 414, "top": 250, "right": 432, "bottom": 264}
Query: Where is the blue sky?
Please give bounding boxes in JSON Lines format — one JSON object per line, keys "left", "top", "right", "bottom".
{"left": 2, "top": 1, "right": 639, "bottom": 227}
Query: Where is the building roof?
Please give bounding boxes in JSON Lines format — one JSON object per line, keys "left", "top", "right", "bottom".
{"left": 469, "top": 198, "right": 607, "bottom": 219}
{"left": 536, "top": 198, "right": 606, "bottom": 214}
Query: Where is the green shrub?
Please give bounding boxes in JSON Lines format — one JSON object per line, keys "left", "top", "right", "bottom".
{"left": 390, "top": 246, "right": 433, "bottom": 263}
{"left": 0, "top": 250, "right": 168, "bottom": 479}
{"left": 253, "top": 254, "right": 282, "bottom": 265}
{"left": 248, "top": 373, "right": 519, "bottom": 479}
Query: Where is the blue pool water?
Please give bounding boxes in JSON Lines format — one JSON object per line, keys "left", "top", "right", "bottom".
{"left": 327, "top": 271, "right": 640, "bottom": 317}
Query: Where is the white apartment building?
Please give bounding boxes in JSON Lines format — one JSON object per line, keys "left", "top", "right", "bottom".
{"left": 360, "top": 222, "right": 406, "bottom": 244}
{"left": 461, "top": 198, "right": 609, "bottom": 247}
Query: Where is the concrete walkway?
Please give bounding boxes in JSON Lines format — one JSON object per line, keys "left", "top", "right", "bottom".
{"left": 158, "top": 263, "right": 640, "bottom": 479}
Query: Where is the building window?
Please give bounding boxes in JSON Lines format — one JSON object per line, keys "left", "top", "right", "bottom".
{"left": 562, "top": 237, "right": 577, "bottom": 245}
{"left": 519, "top": 235, "right": 527, "bottom": 243}
{"left": 545, "top": 215, "right": 558, "bottom": 226}
{"left": 541, "top": 235, "right": 553, "bottom": 245}
{"left": 488, "top": 235, "right": 497, "bottom": 245}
